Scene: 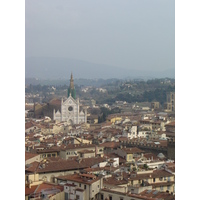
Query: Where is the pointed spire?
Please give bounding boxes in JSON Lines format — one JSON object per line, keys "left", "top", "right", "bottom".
{"left": 70, "top": 72, "right": 74, "bottom": 89}
{"left": 68, "top": 72, "right": 76, "bottom": 99}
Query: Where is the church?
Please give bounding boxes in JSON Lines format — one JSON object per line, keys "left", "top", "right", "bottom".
{"left": 53, "top": 73, "right": 87, "bottom": 124}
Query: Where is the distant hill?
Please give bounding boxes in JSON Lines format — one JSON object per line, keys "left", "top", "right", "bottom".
{"left": 25, "top": 57, "right": 175, "bottom": 80}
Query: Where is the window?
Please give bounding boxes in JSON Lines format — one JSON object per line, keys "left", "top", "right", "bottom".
{"left": 101, "top": 194, "right": 104, "bottom": 200}
{"left": 153, "top": 178, "right": 155, "bottom": 182}
{"left": 98, "top": 185, "right": 99, "bottom": 188}
{"left": 120, "top": 198, "right": 124, "bottom": 200}
{"left": 167, "top": 185, "right": 171, "bottom": 190}
{"left": 160, "top": 186, "right": 163, "bottom": 191}
{"left": 68, "top": 106, "right": 73, "bottom": 111}
{"left": 76, "top": 195, "right": 80, "bottom": 200}
{"left": 84, "top": 185, "right": 86, "bottom": 189}
{"left": 79, "top": 183, "right": 81, "bottom": 187}
{"left": 109, "top": 196, "right": 112, "bottom": 200}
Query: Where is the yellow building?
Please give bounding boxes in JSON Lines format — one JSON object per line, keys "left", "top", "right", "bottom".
{"left": 106, "top": 115, "right": 122, "bottom": 123}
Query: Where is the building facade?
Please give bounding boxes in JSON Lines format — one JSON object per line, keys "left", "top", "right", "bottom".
{"left": 53, "top": 74, "right": 87, "bottom": 124}
{"left": 164, "top": 92, "right": 175, "bottom": 112}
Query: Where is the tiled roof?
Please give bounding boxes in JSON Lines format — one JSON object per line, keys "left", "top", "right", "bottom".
{"left": 165, "top": 121, "right": 175, "bottom": 127}
{"left": 25, "top": 121, "right": 35, "bottom": 129}
{"left": 143, "top": 153, "right": 158, "bottom": 160}
{"left": 99, "top": 141, "right": 120, "bottom": 148}
{"left": 25, "top": 161, "right": 40, "bottom": 173}
{"left": 126, "top": 169, "right": 174, "bottom": 181}
{"left": 49, "top": 98, "right": 61, "bottom": 106}
{"left": 57, "top": 173, "right": 100, "bottom": 185}
{"left": 104, "top": 153, "right": 126, "bottom": 164}
{"left": 101, "top": 188, "right": 158, "bottom": 200}
{"left": 25, "top": 185, "right": 38, "bottom": 196}
{"left": 26, "top": 182, "right": 63, "bottom": 197}
{"left": 103, "top": 176, "right": 128, "bottom": 186}
{"left": 122, "top": 147, "right": 145, "bottom": 154}
{"left": 26, "top": 157, "right": 107, "bottom": 173}
{"left": 78, "top": 149, "right": 95, "bottom": 154}
{"left": 140, "top": 189, "right": 175, "bottom": 200}
{"left": 61, "top": 143, "right": 96, "bottom": 151}
{"left": 25, "top": 152, "right": 39, "bottom": 161}
{"left": 149, "top": 181, "right": 175, "bottom": 187}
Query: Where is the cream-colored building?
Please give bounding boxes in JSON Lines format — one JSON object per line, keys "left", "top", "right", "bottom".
{"left": 127, "top": 169, "right": 175, "bottom": 194}
{"left": 59, "top": 144, "right": 97, "bottom": 160}
{"left": 57, "top": 173, "right": 103, "bottom": 200}
{"left": 164, "top": 92, "right": 175, "bottom": 112}
{"left": 115, "top": 147, "right": 144, "bottom": 163}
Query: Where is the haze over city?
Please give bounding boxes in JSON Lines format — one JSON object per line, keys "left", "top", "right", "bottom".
{"left": 25, "top": 0, "right": 175, "bottom": 79}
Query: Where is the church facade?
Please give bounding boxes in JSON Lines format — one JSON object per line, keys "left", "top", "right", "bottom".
{"left": 53, "top": 74, "right": 87, "bottom": 124}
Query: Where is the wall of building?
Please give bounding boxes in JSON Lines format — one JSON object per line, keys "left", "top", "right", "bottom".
{"left": 39, "top": 170, "right": 79, "bottom": 183}
{"left": 65, "top": 178, "right": 102, "bottom": 200}
{"left": 60, "top": 146, "right": 96, "bottom": 160}
{"left": 167, "top": 139, "right": 175, "bottom": 160}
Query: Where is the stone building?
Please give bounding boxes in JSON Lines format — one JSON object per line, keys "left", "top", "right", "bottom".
{"left": 164, "top": 92, "right": 175, "bottom": 112}
{"left": 53, "top": 73, "right": 87, "bottom": 124}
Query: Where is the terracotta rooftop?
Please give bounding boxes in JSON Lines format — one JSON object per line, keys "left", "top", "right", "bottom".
{"left": 122, "top": 147, "right": 145, "bottom": 154}
{"left": 61, "top": 143, "right": 96, "bottom": 150}
{"left": 26, "top": 182, "right": 63, "bottom": 197}
{"left": 78, "top": 149, "right": 95, "bottom": 154}
{"left": 104, "top": 153, "right": 126, "bottom": 164}
{"left": 49, "top": 98, "right": 61, "bottom": 106}
{"left": 103, "top": 176, "right": 128, "bottom": 186}
{"left": 124, "top": 169, "right": 174, "bottom": 181}
{"left": 25, "top": 121, "right": 35, "bottom": 129}
{"left": 25, "top": 152, "right": 39, "bottom": 161}
{"left": 140, "top": 189, "right": 175, "bottom": 200}
{"left": 101, "top": 188, "right": 158, "bottom": 200}
{"left": 143, "top": 153, "right": 158, "bottom": 160}
{"left": 26, "top": 157, "right": 107, "bottom": 174}
{"left": 99, "top": 141, "right": 120, "bottom": 148}
{"left": 165, "top": 121, "right": 175, "bottom": 127}
{"left": 57, "top": 173, "right": 100, "bottom": 185}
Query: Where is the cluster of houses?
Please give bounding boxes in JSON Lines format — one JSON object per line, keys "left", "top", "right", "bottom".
{"left": 25, "top": 108, "right": 175, "bottom": 200}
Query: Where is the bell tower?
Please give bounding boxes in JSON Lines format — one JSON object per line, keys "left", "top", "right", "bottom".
{"left": 67, "top": 73, "right": 76, "bottom": 99}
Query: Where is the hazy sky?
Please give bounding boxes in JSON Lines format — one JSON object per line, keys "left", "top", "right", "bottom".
{"left": 25, "top": 0, "right": 175, "bottom": 71}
